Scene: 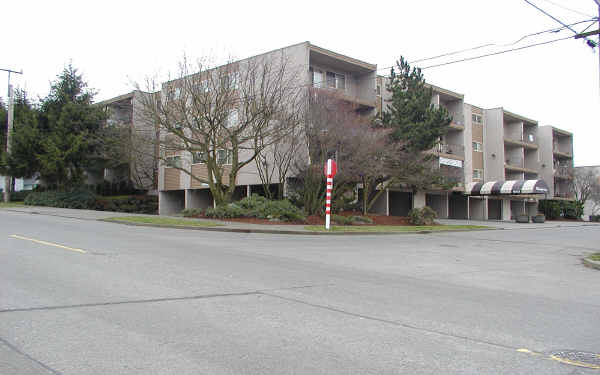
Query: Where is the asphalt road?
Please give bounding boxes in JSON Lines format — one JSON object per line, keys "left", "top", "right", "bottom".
{"left": 1, "top": 210, "right": 599, "bottom": 374}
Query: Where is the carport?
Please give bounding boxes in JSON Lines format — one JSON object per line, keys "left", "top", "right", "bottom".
{"left": 389, "top": 191, "right": 412, "bottom": 216}
{"left": 464, "top": 180, "right": 549, "bottom": 221}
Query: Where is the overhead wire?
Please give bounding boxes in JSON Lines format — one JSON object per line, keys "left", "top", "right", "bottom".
{"left": 535, "top": 0, "right": 595, "bottom": 18}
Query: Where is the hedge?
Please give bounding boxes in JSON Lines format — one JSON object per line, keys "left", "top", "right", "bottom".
{"left": 205, "top": 194, "right": 306, "bottom": 222}
{"left": 24, "top": 190, "right": 158, "bottom": 214}
{"left": 538, "top": 200, "right": 583, "bottom": 220}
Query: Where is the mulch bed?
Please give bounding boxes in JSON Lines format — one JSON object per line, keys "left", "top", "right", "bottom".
{"left": 190, "top": 211, "right": 412, "bottom": 226}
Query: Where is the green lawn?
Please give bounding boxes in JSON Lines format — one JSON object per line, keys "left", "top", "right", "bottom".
{"left": 588, "top": 253, "right": 600, "bottom": 262}
{"left": 105, "top": 216, "right": 221, "bottom": 227}
{"left": 0, "top": 201, "right": 25, "bottom": 208}
{"left": 304, "top": 225, "right": 491, "bottom": 233}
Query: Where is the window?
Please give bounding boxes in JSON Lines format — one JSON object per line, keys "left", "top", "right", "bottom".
{"left": 226, "top": 111, "right": 238, "bottom": 127}
{"left": 376, "top": 83, "right": 381, "bottom": 96}
{"left": 326, "top": 72, "right": 336, "bottom": 88}
{"left": 192, "top": 152, "right": 206, "bottom": 164}
{"left": 166, "top": 156, "right": 182, "bottom": 168}
{"left": 472, "top": 114, "right": 482, "bottom": 124}
{"left": 326, "top": 71, "right": 345, "bottom": 90}
{"left": 310, "top": 67, "right": 323, "bottom": 88}
{"left": 473, "top": 169, "right": 483, "bottom": 180}
{"left": 472, "top": 141, "right": 482, "bottom": 152}
{"left": 336, "top": 74, "right": 345, "bottom": 90}
{"left": 217, "top": 149, "right": 233, "bottom": 165}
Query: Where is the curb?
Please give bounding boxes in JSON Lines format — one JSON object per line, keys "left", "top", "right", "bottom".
{"left": 99, "top": 218, "right": 496, "bottom": 236}
{"left": 583, "top": 257, "right": 600, "bottom": 271}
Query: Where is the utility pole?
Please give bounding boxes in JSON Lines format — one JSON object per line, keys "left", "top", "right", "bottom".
{"left": 1, "top": 68, "right": 23, "bottom": 203}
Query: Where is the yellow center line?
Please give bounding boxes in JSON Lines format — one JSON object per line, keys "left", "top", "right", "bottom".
{"left": 9, "top": 235, "right": 87, "bottom": 254}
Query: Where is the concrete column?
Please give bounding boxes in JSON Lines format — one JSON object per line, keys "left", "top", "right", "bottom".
{"left": 385, "top": 189, "right": 389, "bottom": 216}
{"left": 246, "top": 185, "right": 251, "bottom": 197}
{"left": 502, "top": 199, "right": 511, "bottom": 221}
{"left": 159, "top": 191, "right": 184, "bottom": 215}
{"left": 445, "top": 192, "right": 450, "bottom": 219}
{"left": 413, "top": 191, "right": 426, "bottom": 209}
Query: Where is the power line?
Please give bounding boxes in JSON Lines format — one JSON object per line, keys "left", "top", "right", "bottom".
{"left": 419, "top": 35, "right": 574, "bottom": 70}
{"left": 376, "top": 18, "right": 596, "bottom": 72}
{"left": 523, "top": 0, "right": 596, "bottom": 46}
{"left": 536, "top": 0, "right": 595, "bottom": 18}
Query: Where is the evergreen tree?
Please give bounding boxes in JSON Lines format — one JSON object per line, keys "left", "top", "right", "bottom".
{"left": 35, "top": 64, "right": 106, "bottom": 188}
{"left": 381, "top": 57, "right": 452, "bottom": 151}
{"left": 1, "top": 90, "right": 41, "bottom": 178}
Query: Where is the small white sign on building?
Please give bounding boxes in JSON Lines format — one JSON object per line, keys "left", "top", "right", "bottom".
{"left": 439, "top": 157, "right": 463, "bottom": 168}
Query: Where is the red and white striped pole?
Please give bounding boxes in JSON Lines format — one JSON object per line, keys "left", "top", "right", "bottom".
{"left": 325, "top": 159, "right": 333, "bottom": 230}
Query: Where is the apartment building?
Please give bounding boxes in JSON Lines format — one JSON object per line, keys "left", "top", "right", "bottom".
{"left": 153, "top": 41, "right": 574, "bottom": 219}
{"left": 95, "top": 90, "right": 159, "bottom": 192}
{"left": 158, "top": 42, "right": 379, "bottom": 214}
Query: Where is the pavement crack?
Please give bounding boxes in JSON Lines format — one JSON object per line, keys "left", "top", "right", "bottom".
{"left": 0, "top": 284, "right": 328, "bottom": 314}
{"left": 0, "top": 336, "right": 64, "bottom": 375}
{"left": 260, "top": 291, "right": 519, "bottom": 352}
{"left": 0, "top": 291, "right": 261, "bottom": 314}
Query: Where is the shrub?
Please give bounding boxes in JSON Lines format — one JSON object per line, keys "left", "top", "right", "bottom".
{"left": 205, "top": 195, "right": 306, "bottom": 222}
{"left": 25, "top": 190, "right": 96, "bottom": 209}
{"left": 589, "top": 215, "right": 600, "bottom": 222}
{"left": 95, "top": 195, "right": 158, "bottom": 214}
{"left": 205, "top": 203, "right": 249, "bottom": 219}
{"left": 332, "top": 214, "right": 353, "bottom": 226}
{"left": 331, "top": 214, "right": 374, "bottom": 226}
{"left": 408, "top": 206, "right": 437, "bottom": 225}
{"left": 182, "top": 208, "right": 203, "bottom": 217}
{"left": 10, "top": 190, "right": 31, "bottom": 202}
{"left": 351, "top": 215, "right": 373, "bottom": 224}
{"left": 539, "top": 200, "right": 583, "bottom": 220}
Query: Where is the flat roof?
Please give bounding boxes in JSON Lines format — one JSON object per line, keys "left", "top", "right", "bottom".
{"left": 428, "top": 84, "right": 464, "bottom": 101}
{"left": 95, "top": 91, "right": 135, "bottom": 106}
{"left": 309, "top": 43, "right": 377, "bottom": 73}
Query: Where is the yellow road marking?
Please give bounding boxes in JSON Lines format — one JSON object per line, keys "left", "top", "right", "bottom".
{"left": 549, "top": 355, "right": 600, "bottom": 370}
{"left": 518, "top": 348, "right": 600, "bottom": 370}
{"left": 10, "top": 235, "right": 87, "bottom": 254}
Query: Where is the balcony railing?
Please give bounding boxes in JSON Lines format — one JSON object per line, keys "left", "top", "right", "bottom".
{"left": 553, "top": 144, "right": 572, "bottom": 157}
{"left": 505, "top": 156, "right": 524, "bottom": 168}
{"left": 433, "top": 143, "right": 464, "bottom": 157}
{"left": 554, "top": 166, "right": 573, "bottom": 179}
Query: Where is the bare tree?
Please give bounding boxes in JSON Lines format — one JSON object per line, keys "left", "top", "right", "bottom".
{"left": 572, "top": 167, "right": 600, "bottom": 207}
{"left": 254, "top": 110, "right": 305, "bottom": 200}
{"left": 135, "top": 54, "right": 303, "bottom": 205}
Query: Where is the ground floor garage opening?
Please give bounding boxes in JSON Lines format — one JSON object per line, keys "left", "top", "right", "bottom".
{"left": 185, "top": 189, "right": 214, "bottom": 211}
{"left": 389, "top": 191, "right": 412, "bottom": 216}
{"left": 488, "top": 199, "right": 502, "bottom": 220}
{"left": 510, "top": 200, "right": 526, "bottom": 219}
{"left": 426, "top": 193, "right": 448, "bottom": 219}
{"left": 468, "top": 197, "right": 486, "bottom": 220}
{"left": 159, "top": 190, "right": 185, "bottom": 215}
{"left": 449, "top": 194, "right": 468, "bottom": 219}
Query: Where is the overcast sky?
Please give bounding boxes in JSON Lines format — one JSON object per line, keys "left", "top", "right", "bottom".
{"left": 2, "top": 0, "right": 599, "bottom": 165}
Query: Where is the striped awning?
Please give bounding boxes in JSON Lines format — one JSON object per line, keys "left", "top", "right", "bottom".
{"left": 465, "top": 180, "right": 549, "bottom": 196}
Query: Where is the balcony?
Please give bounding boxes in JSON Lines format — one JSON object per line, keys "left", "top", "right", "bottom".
{"left": 503, "top": 135, "right": 538, "bottom": 149}
{"left": 553, "top": 144, "right": 572, "bottom": 159}
{"left": 447, "top": 115, "right": 465, "bottom": 131}
{"left": 554, "top": 165, "right": 573, "bottom": 180}
{"left": 505, "top": 157, "right": 537, "bottom": 174}
{"left": 554, "top": 192, "right": 574, "bottom": 199}
{"left": 428, "top": 143, "right": 464, "bottom": 161}
{"left": 310, "top": 86, "right": 375, "bottom": 109}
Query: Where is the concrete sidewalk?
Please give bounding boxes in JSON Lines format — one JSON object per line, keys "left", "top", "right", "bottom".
{"left": 2, "top": 205, "right": 598, "bottom": 234}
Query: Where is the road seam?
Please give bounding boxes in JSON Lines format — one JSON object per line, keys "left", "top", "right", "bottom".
{"left": 0, "top": 336, "right": 64, "bottom": 375}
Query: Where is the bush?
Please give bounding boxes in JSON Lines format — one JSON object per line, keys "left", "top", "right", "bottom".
{"left": 589, "top": 215, "right": 600, "bottom": 222}
{"left": 10, "top": 190, "right": 31, "bottom": 202}
{"left": 408, "top": 206, "right": 437, "bottom": 225}
{"left": 95, "top": 195, "right": 158, "bottom": 214}
{"left": 539, "top": 200, "right": 584, "bottom": 220}
{"left": 182, "top": 208, "right": 204, "bottom": 217}
{"left": 25, "top": 190, "right": 97, "bottom": 209}
{"left": 25, "top": 191, "right": 158, "bottom": 214}
{"left": 331, "top": 214, "right": 353, "bottom": 226}
{"left": 205, "top": 194, "right": 306, "bottom": 222}
{"left": 331, "top": 214, "right": 374, "bottom": 226}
